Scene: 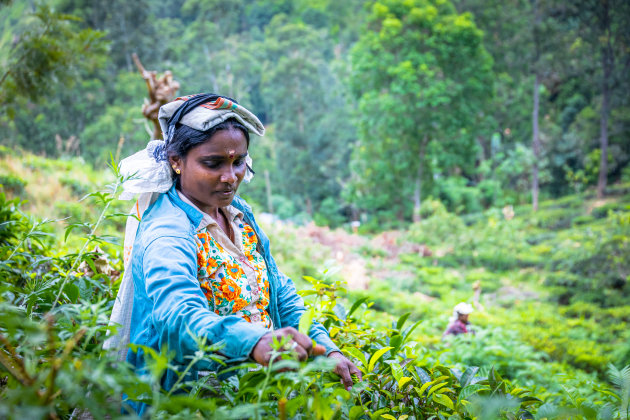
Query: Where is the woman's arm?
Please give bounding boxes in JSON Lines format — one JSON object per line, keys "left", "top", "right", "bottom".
{"left": 143, "top": 234, "right": 269, "bottom": 366}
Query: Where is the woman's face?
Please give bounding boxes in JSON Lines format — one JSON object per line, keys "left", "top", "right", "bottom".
{"left": 169, "top": 127, "right": 248, "bottom": 215}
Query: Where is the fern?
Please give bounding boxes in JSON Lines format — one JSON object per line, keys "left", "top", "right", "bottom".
{"left": 607, "top": 363, "right": 630, "bottom": 419}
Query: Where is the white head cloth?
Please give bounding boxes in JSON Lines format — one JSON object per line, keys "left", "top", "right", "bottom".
{"left": 104, "top": 95, "right": 265, "bottom": 360}
{"left": 449, "top": 302, "right": 474, "bottom": 323}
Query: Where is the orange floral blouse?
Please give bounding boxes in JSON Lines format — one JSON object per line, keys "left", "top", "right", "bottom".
{"left": 195, "top": 220, "right": 273, "bottom": 329}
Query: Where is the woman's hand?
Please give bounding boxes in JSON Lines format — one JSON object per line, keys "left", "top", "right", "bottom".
{"left": 251, "top": 327, "right": 315, "bottom": 365}
{"left": 327, "top": 351, "right": 363, "bottom": 391}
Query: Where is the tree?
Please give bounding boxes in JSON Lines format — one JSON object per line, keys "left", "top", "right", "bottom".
{"left": 0, "top": 2, "right": 105, "bottom": 111}
{"left": 570, "top": 0, "right": 630, "bottom": 198}
{"left": 348, "top": 0, "right": 492, "bottom": 222}
{"left": 259, "top": 15, "right": 355, "bottom": 217}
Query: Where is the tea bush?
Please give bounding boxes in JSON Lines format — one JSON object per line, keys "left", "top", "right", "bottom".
{"left": 0, "top": 174, "right": 27, "bottom": 195}
{"left": 0, "top": 181, "right": 549, "bottom": 419}
{"left": 2, "top": 155, "right": 629, "bottom": 419}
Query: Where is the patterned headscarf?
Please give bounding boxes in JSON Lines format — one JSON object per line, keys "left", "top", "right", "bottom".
{"left": 119, "top": 93, "right": 265, "bottom": 199}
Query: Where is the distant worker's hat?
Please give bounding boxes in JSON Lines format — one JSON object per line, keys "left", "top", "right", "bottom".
{"left": 454, "top": 302, "right": 474, "bottom": 315}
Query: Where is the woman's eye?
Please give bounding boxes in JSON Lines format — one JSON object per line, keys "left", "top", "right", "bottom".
{"left": 234, "top": 158, "right": 245, "bottom": 166}
{"left": 205, "top": 161, "right": 221, "bottom": 169}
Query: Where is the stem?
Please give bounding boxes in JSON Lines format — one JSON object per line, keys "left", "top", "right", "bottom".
{"left": 6, "top": 223, "right": 37, "bottom": 261}
{"left": 51, "top": 180, "right": 121, "bottom": 309}
{"left": 0, "top": 333, "right": 34, "bottom": 386}
{"left": 256, "top": 357, "right": 275, "bottom": 420}
{"left": 166, "top": 354, "right": 202, "bottom": 397}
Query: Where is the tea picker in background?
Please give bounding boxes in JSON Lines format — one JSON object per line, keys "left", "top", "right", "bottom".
{"left": 443, "top": 302, "right": 475, "bottom": 337}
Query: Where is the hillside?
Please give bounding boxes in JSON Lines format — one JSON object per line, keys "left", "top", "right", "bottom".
{"left": 1, "top": 151, "right": 629, "bottom": 418}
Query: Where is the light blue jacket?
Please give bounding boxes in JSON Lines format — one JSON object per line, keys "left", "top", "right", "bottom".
{"left": 126, "top": 186, "right": 338, "bottom": 414}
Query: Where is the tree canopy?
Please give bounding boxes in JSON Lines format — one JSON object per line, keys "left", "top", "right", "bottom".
{"left": 1, "top": 0, "right": 629, "bottom": 226}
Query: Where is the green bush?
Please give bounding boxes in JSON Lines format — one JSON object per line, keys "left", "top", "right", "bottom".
{"left": 0, "top": 173, "right": 27, "bottom": 195}
{"left": 0, "top": 193, "right": 547, "bottom": 418}
{"left": 59, "top": 176, "right": 91, "bottom": 198}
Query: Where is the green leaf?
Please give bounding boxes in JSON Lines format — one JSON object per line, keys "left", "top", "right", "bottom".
{"left": 458, "top": 384, "right": 489, "bottom": 400}
{"left": 389, "top": 334, "right": 403, "bottom": 350}
{"left": 432, "top": 392, "right": 455, "bottom": 410}
{"left": 349, "top": 406, "right": 365, "bottom": 420}
{"left": 368, "top": 346, "right": 393, "bottom": 372}
{"left": 414, "top": 366, "right": 432, "bottom": 384}
{"left": 343, "top": 347, "right": 368, "bottom": 371}
{"left": 427, "top": 382, "right": 448, "bottom": 396}
{"left": 371, "top": 408, "right": 390, "bottom": 420}
{"left": 302, "top": 275, "right": 319, "bottom": 284}
{"left": 396, "top": 312, "right": 411, "bottom": 330}
{"left": 402, "top": 320, "right": 422, "bottom": 342}
{"left": 460, "top": 366, "right": 479, "bottom": 387}
{"left": 398, "top": 376, "right": 413, "bottom": 389}
{"left": 381, "top": 415, "right": 397, "bottom": 420}
{"left": 63, "top": 282, "right": 80, "bottom": 303}
{"left": 593, "top": 387, "right": 621, "bottom": 401}
{"left": 348, "top": 297, "right": 369, "bottom": 317}
{"left": 390, "top": 362, "right": 403, "bottom": 382}
{"left": 416, "top": 381, "right": 433, "bottom": 398}
{"left": 298, "top": 307, "right": 315, "bottom": 336}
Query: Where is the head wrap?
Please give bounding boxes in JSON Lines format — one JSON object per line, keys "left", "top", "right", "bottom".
{"left": 119, "top": 93, "right": 265, "bottom": 200}
{"left": 105, "top": 94, "right": 264, "bottom": 360}
{"left": 449, "top": 302, "right": 474, "bottom": 323}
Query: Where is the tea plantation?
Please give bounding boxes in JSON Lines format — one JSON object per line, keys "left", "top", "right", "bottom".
{"left": 1, "top": 150, "right": 629, "bottom": 419}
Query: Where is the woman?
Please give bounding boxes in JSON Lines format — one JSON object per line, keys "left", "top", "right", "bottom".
{"left": 111, "top": 94, "right": 361, "bottom": 414}
{"left": 443, "top": 302, "right": 474, "bottom": 337}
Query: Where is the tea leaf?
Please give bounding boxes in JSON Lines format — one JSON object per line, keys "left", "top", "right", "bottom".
{"left": 368, "top": 346, "right": 393, "bottom": 372}
{"left": 432, "top": 392, "right": 455, "bottom": 410}
{"left": 396, "top": 312, "right": 411, "bottom": 330}
{"left": 398, "top": 376, "right": 412, "bottom": 389}
{"left": 460, "top": 366, "right": 479, "bottom": 387}
{"left": 348, "top": 297, "right": 369, "bottom": 317}
{"left": 298, "top": 307, "right": 315, "bottom": 336}
{"left": 344, "top": 346, "right": 366, "bottom": 364}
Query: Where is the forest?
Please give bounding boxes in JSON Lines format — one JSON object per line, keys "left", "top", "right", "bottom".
{"left": 0, "top": 0, "right": 629, "bottom": 418}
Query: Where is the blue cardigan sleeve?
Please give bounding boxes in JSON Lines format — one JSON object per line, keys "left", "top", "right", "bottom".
{"left": 142, "top": 234, "right": 269, "bottom": 365}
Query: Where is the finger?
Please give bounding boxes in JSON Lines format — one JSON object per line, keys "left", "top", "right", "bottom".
{"left": 336, "top": 364, "right": 354, "bottom": 390}
{"left": 293, "top": 343, "right": 309, "bottom": 361}
{"left": 312, "top": 343, "right": 326, "bottom": 356}
{"left": 289, "top": 330, "right": 313, "bottom": 355}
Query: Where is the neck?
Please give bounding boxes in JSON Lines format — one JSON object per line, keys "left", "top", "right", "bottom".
{"left": 178, "top": 188, "right": 220, "bottom": 218}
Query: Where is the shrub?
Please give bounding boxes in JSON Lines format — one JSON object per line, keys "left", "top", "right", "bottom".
{"left": 0, "top": 174, "right": 27, "bottom": 195}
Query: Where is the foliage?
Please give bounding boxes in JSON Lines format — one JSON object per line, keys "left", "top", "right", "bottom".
{"left": 1, "top": 153, "right": 630, "bottom": 418}
{"left": 0, "top": 183, "right": 549, "bottom": 419}
{"left": 0, "top": 2, "right": 106, "bottom": 110}
{"left": 1, "top": 0, "right": 629, "bottom": 223}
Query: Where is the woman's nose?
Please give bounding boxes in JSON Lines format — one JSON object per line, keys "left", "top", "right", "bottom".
{"left": 220, "top": 166, "right": 237, "bottom": 183}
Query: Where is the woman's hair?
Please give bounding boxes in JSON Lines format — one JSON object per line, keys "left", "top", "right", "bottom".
{"left": 166, "top": 117, "right": 250, "bottom": 159}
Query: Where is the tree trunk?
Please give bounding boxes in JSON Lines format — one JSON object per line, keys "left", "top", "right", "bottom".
{"left": 597, "top": 4, "right": 613, "bottom": 199}
{"left": 412, "top": 136, "right": 427, "bottom": 223}
{"left": 305, "top": 197, "right": 312, "bottom": 217}
{"left": 531, "top": 0, "right": 541, "bottom": 212}
{"left": 532, "top": 73, "right": 541, "bottom": 211}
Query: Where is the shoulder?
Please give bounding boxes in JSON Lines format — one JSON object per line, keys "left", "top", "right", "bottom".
{"left": 231, "top": 195, "right": 253, "bottom": 215}
{"left": 139, "top": 193, "right": 195, "bottom": 244}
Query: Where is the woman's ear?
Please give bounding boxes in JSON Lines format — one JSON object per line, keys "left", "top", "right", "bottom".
{"left": 168, "top": 155, "right": 181, "bottom": 172}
